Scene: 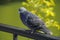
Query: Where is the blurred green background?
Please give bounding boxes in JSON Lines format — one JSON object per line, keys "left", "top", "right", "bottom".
{"left": 0, "top": 0, "right": 60, "bottom": 40}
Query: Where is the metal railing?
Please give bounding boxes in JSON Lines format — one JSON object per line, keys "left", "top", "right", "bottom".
{"left": 0, "top": 23, "right": 60, "bottom": 40}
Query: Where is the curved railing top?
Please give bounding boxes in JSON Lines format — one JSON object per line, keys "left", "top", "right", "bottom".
{"left": 0, "top": 23, "right": 60, "bottom": 40}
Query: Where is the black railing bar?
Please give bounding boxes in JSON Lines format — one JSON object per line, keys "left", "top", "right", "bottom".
{"left": 0, "top": 23, "right": 60, "bottom": 40}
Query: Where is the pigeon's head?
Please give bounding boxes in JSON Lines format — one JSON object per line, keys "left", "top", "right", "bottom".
{"left": 19, "top": 7, "right": 27, "bottom": 13}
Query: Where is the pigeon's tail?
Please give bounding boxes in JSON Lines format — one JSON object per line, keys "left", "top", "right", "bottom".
{"left": 40, "top": 27, "right": 53, "bottom": 35}
{"left": 38, "top": 25, "right": 53, "bottom": 35}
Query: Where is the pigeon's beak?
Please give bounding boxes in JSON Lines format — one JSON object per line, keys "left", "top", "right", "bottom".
{"left": 18, "top": 7, "right": 27, "bottom": 14}
{"left": 18, "top": 9, "right": 21, "bottom": 14}
{"left": 19, "top": 8, "right": 20, "bottom": 11}
{"left": 18, "top": 8, "right": 22, "bottom": 13}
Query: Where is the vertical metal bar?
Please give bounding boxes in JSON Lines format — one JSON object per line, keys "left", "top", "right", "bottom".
{"left": 13, "top": 34, "right": 18, "bottom": 40}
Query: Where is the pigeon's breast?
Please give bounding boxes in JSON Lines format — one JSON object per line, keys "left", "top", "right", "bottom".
{"left": 20, "top": 13, "right": 26, "bottom": 23}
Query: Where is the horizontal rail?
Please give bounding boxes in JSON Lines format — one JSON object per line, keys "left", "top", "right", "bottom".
{"left": 0, "top": 23, "right": 60, "bottom": 40}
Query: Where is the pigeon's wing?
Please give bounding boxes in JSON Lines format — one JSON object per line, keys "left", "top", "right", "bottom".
{"left": 26, "top": 12, "right": 44, "bottom": 27}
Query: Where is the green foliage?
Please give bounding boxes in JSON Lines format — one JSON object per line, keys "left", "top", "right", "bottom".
{"left": 22, "top": 0, "right": 60, "bottom": 30}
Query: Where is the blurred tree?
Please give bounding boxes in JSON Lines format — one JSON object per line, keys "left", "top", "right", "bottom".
{"left": 0, "top": 0, "right": 26, "bottom": 4}
{"left": 22, "top": 0, "right": 60, "bottom": 30}
{"left": 0, "top": 0, "right": 11, "bottom": 4}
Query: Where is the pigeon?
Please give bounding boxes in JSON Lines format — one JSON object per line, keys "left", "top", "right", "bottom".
{"left": 18, "top": 7, "right": 53, "bottom": 35}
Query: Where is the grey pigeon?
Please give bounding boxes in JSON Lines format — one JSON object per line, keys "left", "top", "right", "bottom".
{"left": 18, "top": 7, "right": 53, "bottom": 35}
